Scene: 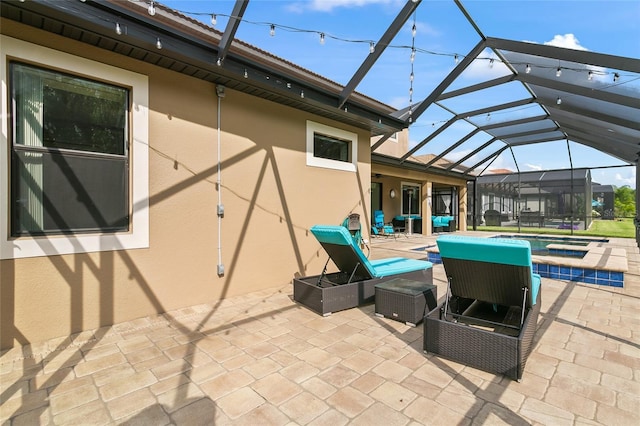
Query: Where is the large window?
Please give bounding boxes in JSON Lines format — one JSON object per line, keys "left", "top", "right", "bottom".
{"left": 306, "top": 121, "right": 358, "bottom": 172}
{"left": 1, "top": 36, "right": 149, "bottom": 259}
{"left": 11, "top": 63, "right": 129, "bottom": 236}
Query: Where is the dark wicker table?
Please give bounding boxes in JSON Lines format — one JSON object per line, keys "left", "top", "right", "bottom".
{"left": 374, "top": 278, "right": 437, "bottom": 326}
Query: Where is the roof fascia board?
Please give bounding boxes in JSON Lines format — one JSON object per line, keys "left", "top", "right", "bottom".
{"left": 12, "top": 0, "right": 406, "bottom": 132}
{"left": 338, "top": 0, "right": 421, "bottom": 109}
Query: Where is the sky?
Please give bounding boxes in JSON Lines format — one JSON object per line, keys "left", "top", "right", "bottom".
{"left": 159, "top": 0, "right": 639, "bottom": 188}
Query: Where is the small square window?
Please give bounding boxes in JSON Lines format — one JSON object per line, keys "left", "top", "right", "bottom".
{"left": 313, "top": 133, "right": 350, "bottom": 163}
{"left": 306, "top": 121, "right": 357, "bottom": 172}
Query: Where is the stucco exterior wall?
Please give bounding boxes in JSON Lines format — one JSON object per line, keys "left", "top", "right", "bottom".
{"left": 1, "top": 21, "right": 371, "bottom": 349}
{"left": 371, "top": 129, "right": 409, "bottom": 158}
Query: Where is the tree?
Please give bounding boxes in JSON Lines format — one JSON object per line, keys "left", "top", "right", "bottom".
{"left": 614, "top": 186, "right": 636, "bottom": 218}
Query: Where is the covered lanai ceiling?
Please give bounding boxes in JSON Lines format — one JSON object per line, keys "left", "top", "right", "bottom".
{"left": 4, "top": 0, "right": 639, "bottom": 183}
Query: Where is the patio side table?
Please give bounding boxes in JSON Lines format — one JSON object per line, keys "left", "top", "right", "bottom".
{"left": 375, "top": 278, "right": 437, "bottom": 326}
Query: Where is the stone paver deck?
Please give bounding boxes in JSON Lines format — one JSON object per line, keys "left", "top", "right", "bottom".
{"left": 2, "top": 232, "right": 639, "bottom": 425}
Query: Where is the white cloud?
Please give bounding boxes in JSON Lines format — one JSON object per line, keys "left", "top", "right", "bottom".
{"left": 596, "top": 167, "right": 635, "bottom": 189}
{"left": 614, "top": 169, "right": 636, "bottom": 188}
{"left": 541, "top": 34, "right": 613, "bottom": 82}
{"left": 461, "top": 49, "right": 511, "bottom": 81}
{"left": 525, "top": 163, "right": 543, "bottom": 171}
{"left": 543, "top": 34, "right": 588, "bottom": 51}
{"left": 441, "top": 148, "right": 469, "bottom": 163}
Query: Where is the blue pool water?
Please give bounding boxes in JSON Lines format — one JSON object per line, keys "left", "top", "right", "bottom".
{"left": 492, "top": 235, "right": 608, "bottom": 258}
{"left": 420, "top": 235, "right": 622, "bottom": 287}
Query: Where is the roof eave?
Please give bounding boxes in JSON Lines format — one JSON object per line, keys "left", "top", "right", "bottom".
{"left": 2, "top": 0, "right": 405, "bottom": 135}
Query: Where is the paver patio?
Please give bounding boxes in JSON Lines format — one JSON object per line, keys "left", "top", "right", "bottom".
{"left": 1, "top": 232, "right": 639, "bottom": 425}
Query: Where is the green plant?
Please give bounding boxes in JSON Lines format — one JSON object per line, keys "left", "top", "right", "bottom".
{"left": 476, "top": 218, "right": 635, "bottom": 239}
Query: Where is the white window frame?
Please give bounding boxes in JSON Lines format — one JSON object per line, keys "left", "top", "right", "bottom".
{"left": 1, "top": 36, "right": 149, "bottom": 259}
{"left": 306, "top": 120, "right": 357, "bottom": 172}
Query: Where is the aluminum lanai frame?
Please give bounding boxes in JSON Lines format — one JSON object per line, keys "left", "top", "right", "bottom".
{"left": 9, "top": 0, "right": 637, "bottom": 180}
{"left": 373, "top": 1, "right": 640, "bottom": 179}
{"left": 4, "top": 0, "right": 639, "bottom": 210}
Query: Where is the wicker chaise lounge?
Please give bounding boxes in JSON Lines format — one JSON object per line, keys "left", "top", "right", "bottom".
{"left": 293, "top": 225, "right": 433, "bottom": 315}
{"left": 424, "top": 235, "right": 541, "bottom": 381}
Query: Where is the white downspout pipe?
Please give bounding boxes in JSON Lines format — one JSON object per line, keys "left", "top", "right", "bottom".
{"left": 216, "top": 85, "right": 225, "bottom": 276}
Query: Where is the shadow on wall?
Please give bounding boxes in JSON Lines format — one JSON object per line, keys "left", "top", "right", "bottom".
{"left": 1, "top": 89, "right": 372, "bottom": 421}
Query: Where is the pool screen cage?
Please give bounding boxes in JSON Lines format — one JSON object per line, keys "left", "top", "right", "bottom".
{"left": 467, "top": 168, "right": 610, "bottom": 233}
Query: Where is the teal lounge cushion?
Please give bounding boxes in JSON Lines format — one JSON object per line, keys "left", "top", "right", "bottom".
{"left": 370, "top": 257, "right": 433, "bottom": 277}
{"left": 311, "top": 225, "right": 353, "bottom": 246}
{"left": 433, "top": 216, "right": 453, "bottom": 227}
{"left": 531, "top": 273, "right": 541, "bottom": 306}
{"left": 437, "top": 235, "right": 532, "bottom": 266}
{"left": 436, "top": 235, "right": 540, "bottom": 305}
{"left": 310, "top": 225, "right": 432, "bottom": 278}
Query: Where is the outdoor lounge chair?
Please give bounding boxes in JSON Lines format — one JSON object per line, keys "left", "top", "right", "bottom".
{"left": 293, "top": 225, "right": 433, "bottom": 315}
{"left": 423, "top": 235, "right": 541, "bottom": 381}
{"left": 372, "top": 210, "right": 396, "bottom": 238}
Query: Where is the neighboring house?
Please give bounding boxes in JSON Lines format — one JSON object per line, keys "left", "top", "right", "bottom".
{"left": 0, "top": 0, "right": 471, "bottom": 349}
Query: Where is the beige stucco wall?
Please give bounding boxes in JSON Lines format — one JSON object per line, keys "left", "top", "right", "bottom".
{"left": 0, "top": 21, "right": 371, "bottom": 349}
{"left": 371, "top": 129, "right": 409, "bottom": 158}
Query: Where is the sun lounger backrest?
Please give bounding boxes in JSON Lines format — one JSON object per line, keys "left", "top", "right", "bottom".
{"left": 310, "top": 225, "right": 375, "bottom": 279}
{"left": 437, "top": 235, "right": 537, "bottom": 308}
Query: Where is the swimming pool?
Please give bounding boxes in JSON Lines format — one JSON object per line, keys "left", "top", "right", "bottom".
{"left": 492, "top": 234, "right": 608, "bottom": 258}
{"left": 419, "top": 235, "right": 623, "bottom": 287}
